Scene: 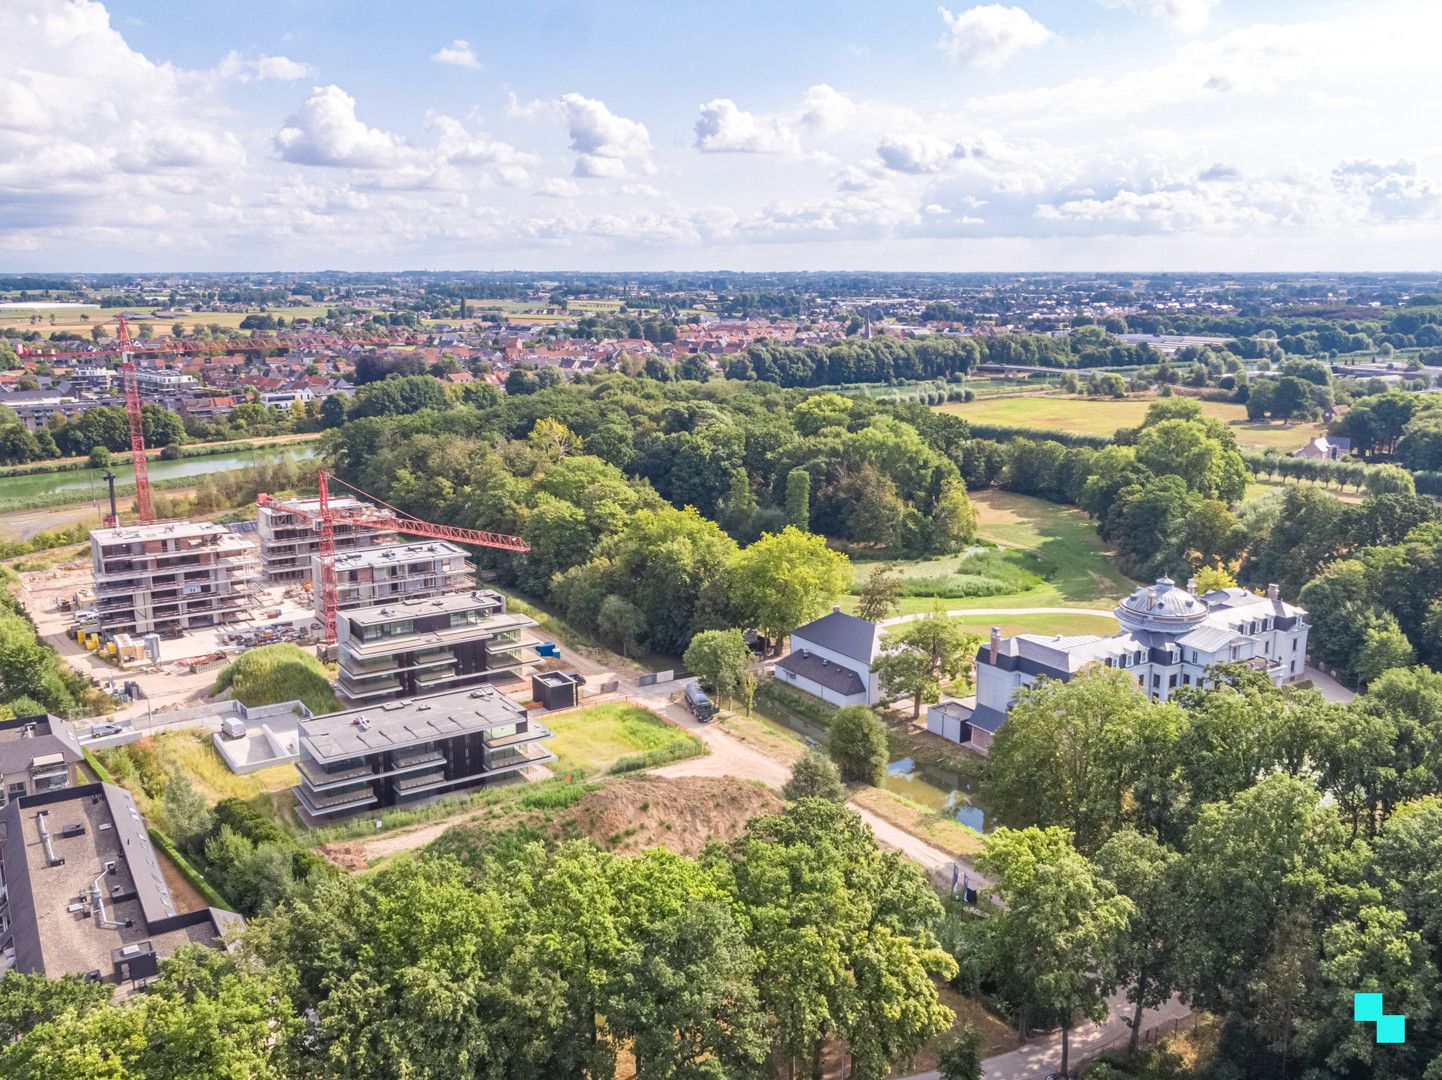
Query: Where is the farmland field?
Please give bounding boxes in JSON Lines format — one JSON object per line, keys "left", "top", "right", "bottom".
{"left": 0, "top": 304, "right": 332, "bottom": 337}
{"left": 935, "top": 392, "right": 1325, "bottom": 451}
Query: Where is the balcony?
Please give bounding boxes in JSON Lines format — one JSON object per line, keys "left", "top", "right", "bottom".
{"left": 387, "top": 748, "right": 445, "bottom": 774}
{"left": 483, "top": 743, "right": 553, "bottom": 771}
{"left": 391, "top": 767, "right": 448, "bottom": 793}
{"left": 297, "top": 758, "right": 374, "bottom": 788}
{"left": 297, "top": 783, "right": 379, "bottom": 815}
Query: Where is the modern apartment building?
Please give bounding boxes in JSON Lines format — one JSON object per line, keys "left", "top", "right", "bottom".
{"left": 318, "top": 540, "right": 474, "bottom": 614}
{"left": 90, "top": 520, "right": 258, "bottom": 637}
{"left": 293, "top": 685, "right": 554, "bottom": 819}
{"left": 0, "top": 782, "right": 243, "bottom": 990}
{"left": 257, "top": 495, "right": 391, "bottom": 583}
{"left": 0, "top": 715, "right": 83, "bottom": 809}
{"left": 335, "top": 589, "right": 540, "bottom": 703}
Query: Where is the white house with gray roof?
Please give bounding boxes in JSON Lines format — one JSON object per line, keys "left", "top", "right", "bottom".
{"left": 775, "top": 607, "right": 884, "bottom": 707}
{"left": 928, "top": 576, "right": 1310, "bottom": 753}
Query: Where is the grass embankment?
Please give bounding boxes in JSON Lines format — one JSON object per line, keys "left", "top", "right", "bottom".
{"left": 935, "top": 391, "right": 1325, "bottom": 451}
{"left": 843, "top": 488, "right": 1134, "bottom": 618}
{"left": 213, "top": 643, "right": 340, "bottom": 716}
{"left": 93, "top": 731, "right": 301, "bottom": 836}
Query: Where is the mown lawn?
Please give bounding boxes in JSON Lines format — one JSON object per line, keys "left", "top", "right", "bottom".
{"left": 544, "top": 703, "right": 691, "bottom": 775}
{"left": 935, "top": 392, "right": 1325, "bottom": 451}
{"left": 844, "top": 489, "right": 1134, "bottom": 617}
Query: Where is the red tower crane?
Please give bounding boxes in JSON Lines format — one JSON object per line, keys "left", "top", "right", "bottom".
{"left": 18, "top": 319, "right": 427, "bottom": 527}
{"left": 257, "top": 469, "right": 529, "bottom": 645}
{"left": 116, "top": 315, "right": 153, "bottom": 524}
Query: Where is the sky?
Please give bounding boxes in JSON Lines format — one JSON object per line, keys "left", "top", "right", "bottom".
{"left": 1, "top": 0, "right": 1439, "bottom": 272}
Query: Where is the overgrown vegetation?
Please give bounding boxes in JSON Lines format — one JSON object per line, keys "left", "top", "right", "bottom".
{"left": 213, "top": 643, "right": 339, "bottom": 715}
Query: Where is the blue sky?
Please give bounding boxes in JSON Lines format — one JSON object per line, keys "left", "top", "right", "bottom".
{"left": 1, "top": 0, "right": 1438, "bottom": 271}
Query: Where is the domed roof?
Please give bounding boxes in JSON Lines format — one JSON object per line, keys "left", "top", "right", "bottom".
{"left": 1114, "top": 575, "right": 1209, "bottom": 635}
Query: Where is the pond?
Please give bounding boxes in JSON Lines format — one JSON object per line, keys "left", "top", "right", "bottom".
{"left": 750, "top": 694, "right": 994, "bottom": 833}
{"left": 0, "top": 442, "right": 318, "bottom": 503}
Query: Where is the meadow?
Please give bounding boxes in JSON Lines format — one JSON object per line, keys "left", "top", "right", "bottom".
{"left": 935, "top": 392, "right": 1326, "bottom": 451}
{"left": 844, "top": 488, "right": 1136, "bottom": 617}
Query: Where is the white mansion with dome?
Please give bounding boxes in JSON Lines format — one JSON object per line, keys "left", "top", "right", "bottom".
{"left": 927, "top": 576, "right": 1311, "bottom": 753}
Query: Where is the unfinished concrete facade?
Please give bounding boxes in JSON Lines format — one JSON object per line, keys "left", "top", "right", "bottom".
{"left": 90, "top": 521, "right": 259, "bottom": 637}
{"left": 317, "top": 540, "right": 475, "bottom": 615}
{"left": 256, "top": 495, "right": 392, "bottom": 584}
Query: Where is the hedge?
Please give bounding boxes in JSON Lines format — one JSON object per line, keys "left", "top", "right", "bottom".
{"left": 963, "top": 422, "right": 1114, "bottom": 449}
{"left": 608, "top": 733, "right": 704, "bottom": 775}
{"left": 147, "top": 826, "right": 233, "bottom": 911}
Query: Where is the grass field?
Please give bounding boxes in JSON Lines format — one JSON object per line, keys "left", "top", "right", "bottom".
{"left": 935, "top": 393, "right": 1326, "bottom": 451}
{"left": 845, "top": 489, "right": 1135, "bottom": 617}
{"left": 0, "top": 304, "right": 332, "bottom": 337}
{"left": 544, "top": 702, "right": 695, "bottom": 775}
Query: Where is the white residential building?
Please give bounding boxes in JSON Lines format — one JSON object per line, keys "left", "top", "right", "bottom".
{"left": 774, "top": 607, "right": 884, "bottom": 707}
{"left": 929, "top": 576, "right": 1311, "bottom": 753}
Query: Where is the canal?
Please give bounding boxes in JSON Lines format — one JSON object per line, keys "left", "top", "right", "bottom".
{"left": 0, "top": 442, "right": 319, "bottom": 503}
{"left": 750, "top": 691, "right": 993, "bottom": 833}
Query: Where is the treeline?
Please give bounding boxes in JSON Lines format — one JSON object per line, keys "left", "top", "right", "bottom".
{"left": 965, "top": 662, "right": 1442, "bottom": 1079}
{"left": 0, "top": 567, "right": 106, "bottom": 719}
{"left": 325, "top": 380, "right": 983, "bottom": 653}
{"left": 0, "top": 799, "right": 961, "bottom": 1080}
{"left": 719, "top": 327, "right": 1162, "bottom": 387}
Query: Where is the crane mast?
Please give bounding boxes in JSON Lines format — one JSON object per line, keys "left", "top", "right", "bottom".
{"left": 116, "top": 316, "right": 153, "bottom": 524}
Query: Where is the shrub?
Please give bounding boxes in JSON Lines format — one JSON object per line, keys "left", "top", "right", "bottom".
{"left": 827, "top": 705, "right": 889, "bottom": 785}
{"left": 608, "top": 733, "right": 703, "bottom": 775}
{"left": 782, "top": 748, "right": 846, "bottom": 803}
{"left": 518, "top": 782, "right": 597, "bottom": 811}
{"left": 213, "top": 643, "right": 339, "bottom": 715}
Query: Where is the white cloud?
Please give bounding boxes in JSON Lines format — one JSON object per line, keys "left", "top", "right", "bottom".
{"left": 430, "top": 39, "right": 480, "bottom": 69}
{"left": 937, "top": 4, "right": 1052, "bottom": 68}
{"left": 1332, "top": 159, "right": 1440, "bottom": 221}
{"left": 213, "top": 50, "right": 315, "bottom": 83}
{"left": 536, "top": 178, "right": 581, "bottom": 197}
{"left": 425, "top": 113, "right": 537, "bottom": 183}
{"left": 877, "top": 133, "right": 969, "bottom": 174}
{"left": 799, "top": 84, "right": 856, "bottom": 133}
{"left": 274, "top": 85, "right": 410, "bottom": 168}
{"left": 557, "top": 92, "right": 652, "bottom": 178}
{"left": 1096, "top": 0, "right": 1216, "bottom": 32}
{"left": 694, "top": 98, "right": 799, "bottom": 153}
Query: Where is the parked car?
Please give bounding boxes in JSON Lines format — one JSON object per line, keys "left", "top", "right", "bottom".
{"left": 684, "top": 681, "right": 717, "bottom": 722}
{"left": 73, "top": 609, "right": 99, "bottom": 622}
{"left": 89, "top": 722, "right": 124, "bottom": 738}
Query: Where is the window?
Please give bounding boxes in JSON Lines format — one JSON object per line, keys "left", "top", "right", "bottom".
{"left": 1183, "top": 674, "right": 1191, "bottom": 685}
{"left": 386, "top": 619, "right": 414, "bottom": 638}
{"left": 1168, "top": 673, "right": 1177, "bottom": 688}
{"left": 1151, "top": 674, "right": 1160, "bottom": 688}
{"left": 1292, "top": 638, "right": 1298, "bottom": 652}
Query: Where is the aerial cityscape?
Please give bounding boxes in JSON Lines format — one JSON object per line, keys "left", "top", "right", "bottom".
{"left": 0, "top": 3, "right": 1439, "bottom": 1080}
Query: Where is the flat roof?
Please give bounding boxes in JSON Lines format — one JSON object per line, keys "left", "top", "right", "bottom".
{"left": 344, "top": 589, "right": 508, "bottom": 627}
{"left": 0, "top": 783, "right": 239, "bottom": 986}
{"left": 332, "top": 540, "right": 470, "bottom": 569}
{"left": 91, "top": 519, "right": 238, "bottom": 545}
{"left": 298, "top": 685, "right": 530, "bottom": 763}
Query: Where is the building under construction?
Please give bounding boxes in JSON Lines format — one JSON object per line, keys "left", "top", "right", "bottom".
{"left": 90, "top": 520, "right": 258, "bottom": 637}
{"left": 319, "top": 540, "right": 475, "bottom": 614}
{"left": 257, "top": 495, "right": 393, "bottom": 583}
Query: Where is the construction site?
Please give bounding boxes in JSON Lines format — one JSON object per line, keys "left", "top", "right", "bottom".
{"left": 12, "top": 316, "right": 572, "bottom": 790}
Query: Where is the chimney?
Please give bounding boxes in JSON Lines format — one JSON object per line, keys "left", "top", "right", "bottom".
{"left": 989, "top": 626, "right": 1002, "bottom": 662}
{"left": 1186, "top": 577, "right": 1197, "bottom": 595}
{"left": 1266, "top": 583, "right": 1280, "bottom": 601}
{"left": 833, "top": 604, "right": 842, "bottom": 614}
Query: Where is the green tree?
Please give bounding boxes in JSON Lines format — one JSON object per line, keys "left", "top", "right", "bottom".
{"left": 785, "top": 466, "right": 811, "bottom": 529}
{"left": 855, "top": 563, "right": 904, "bottom": 623}
{"left": 936, "top": 1026, "right": 985, "bottom": 1080}
{"left": 873, "top": 606, "right": 979, "bottom": 719}
{"left": 0, "top": 973, "right": 110, "bottom": 1044}
{"left": 973, "top": 826, "right": 1133, "bottom": 1075}
{"left": 598, "top": 594, "right": 645, "bottom": 657}
{"left": 1354, "top": 614, "right": 1416, "bottom": 687}
{"left": 1093, "top": 829, "right": 1181, "bottom": 1054}
{"left": 1365, "top": 463, "right": 1416, "bottom": 497}
{"left": 319, "top": 393, "right": 348, "bottom": 428}
{"left": 160, "top": 767, "right": 212, "bottom": 855}
{"left": 983, "top": 668, "right": 1183, "bottom": 854}
{"left": 827, "top": 704, "right": 889, "bottom": 785}
{"left": 683, "top": 628, "right": 752, "bottom": 705}
{"left": 602, "top": 900, "right": 769, "bottom": 1080}
{"left": 730, "top": 526, "right": 850, "bottom": 654}
{"left": 783, "top": 746, "right": 847, "bottom": 803}
{"left": 87, "top": 445, "right": 111, "bottom": 470}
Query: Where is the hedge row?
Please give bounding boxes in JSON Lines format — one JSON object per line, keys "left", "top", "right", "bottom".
{"left": 147, "top": 825, "right": 233, "bottom": 911}
{"left": 961, "top": 422, "right": 1115, "bottom": 450}
{"left": 608, "top": 733, "right": 704, "bottom": 775}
